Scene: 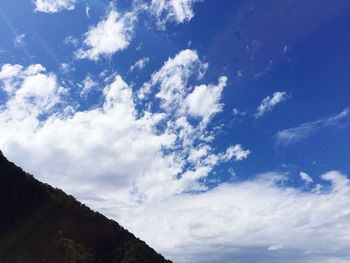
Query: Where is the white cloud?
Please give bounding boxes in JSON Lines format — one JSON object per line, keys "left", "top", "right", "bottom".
{"left": 34, "top": 0, "right": 77, "bottom": 13}
{"left": 59, "top": 63, "right": 74, "bottom": 74}
{"left": 4, "top": 52, "right": 350, "bottom": 262}
{"left": 0, "top": 70, "right": 175, "bottom": 201}
{"left": 139, "top": 49, "right": 207, "bottom": 108}
{"left": 0, "top": 64, "right": 66, "bottom": 121}
{"left": 322, "top": 171, "right": 350, "bottom": 193}
{"left": 255, "top": 91, "right": 288, "bottom": 118}
{"left": 275, "top": 107, "right": 350, "bottom": 147}
{"left": 232, "top": 108, "right": 247, "bottom": 121}
{"left": 121, "top": 171, "right": 350, "bottom": 263}
{"left": 220, "top": 144, "right": 250, "bottom": 161}
{"left": 299, "top": 171, "right": 313, "bottom": 184}
{"left": 138, "top": 49, "right": 228, "bottom": 168}
{"left": 73, "top": 0, "right": 202, "bottom": 59}
{"left": 13, "top": 34, "right": 25, "bottom": 47}
{"left": 79, "top": 75, "right": 97, "bottom": 97}
{"left": 85, "top": 4, "right": 90, "bottom": 18}
{"left": 0, "top": 51, "right": 244, "bottom": 221}
{"left": 149, "top": 0, "right": 202, "bottom": 29}
{"left": 76, "top": 8, "right": 137, "bottom": 61}
{"left": 0, "top": 64, "right": 24, "bottom": 94}
{"left": 268, "top": 244, "right": 283, "bottom": 251}
{"left": 130, "top": 57, "right": 150, "bottom": 72}
{"left": 64, "top": 36, "right": 79, "bottom": 47}
{"left": 188, "top": 145, "right": 210, "bottom": 163}
{"left": 236, "top": 70, "right": 243, "bottom": 78}
{"left": 184, "top": 76, "right": 227, "bottom": 125}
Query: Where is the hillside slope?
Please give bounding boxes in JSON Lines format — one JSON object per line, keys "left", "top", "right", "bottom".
{"left": 0, "top": 151, "right": 172, "bottom": 263}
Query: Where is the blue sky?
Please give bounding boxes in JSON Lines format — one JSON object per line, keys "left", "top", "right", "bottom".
{"left": 1, "top": 0, "right": 350, "bottom": 262}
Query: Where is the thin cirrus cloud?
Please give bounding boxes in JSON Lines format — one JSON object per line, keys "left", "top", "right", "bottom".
{"left": 33, "top": 0, "right": 78, "bottom": 13}
{"left": 275, "top": 107, "right": 350, "bottom": 147}
{"left": 255, "top": 91, "right": 288, "bottom": 118}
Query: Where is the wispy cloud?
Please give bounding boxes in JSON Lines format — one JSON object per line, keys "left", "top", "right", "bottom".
{"left": 275, "top": 107, "right": 350, "bottom": 147}
{"left": 13, "top": 34, "right": 25, "bottom": 47}
{"left": 85, "top": 4, "right": 90, "bottom": 18}
{"left": 130, "top": 57, "right": 150, "bottom": 72}
{"left": 255, "top": 91, "right": 288, "bottom": 118}
{"left": 299, "top": 171, "right": 313, "bottom": 185}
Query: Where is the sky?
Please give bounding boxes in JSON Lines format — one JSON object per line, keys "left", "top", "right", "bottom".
{"left": 0, "top": 0, "right": 350, "bottom": 262}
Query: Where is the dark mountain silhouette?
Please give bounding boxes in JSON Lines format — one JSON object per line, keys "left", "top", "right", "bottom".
{"left": 0, "top": 151, "right": 172, "bottom": 263}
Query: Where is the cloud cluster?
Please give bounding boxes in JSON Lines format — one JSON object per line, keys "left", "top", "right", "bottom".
{"left": 3, "top": 2, "right": 350, "bottom": 261}
{"left": 33, "top": 0, "right": 202, "bottom": 31}
{"left": 34, "top": 0, "right": 77, "bottom": 13}
{"left": 255, "top": 91, "right": 288, "bottom": 118}
{"left": 139, "top": 49, "right": 207, "bottom": 107}
{"left": 0, "top": 49, "right": 246, "bottom": 228}
{"left": 72, "top": 1, "right": 202, "bottom": 61}
{"left": 2, "top": 51, "right": 350, "bottom": 263}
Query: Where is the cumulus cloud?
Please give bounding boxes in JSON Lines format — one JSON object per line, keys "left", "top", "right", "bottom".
{"left": 139, "top": 49, "right": 207, "bottom": 108}
{"left": 184, "top": 76, "right": 227, "bottom": 125}
{"left": 34, "top": 0, "right": 77, "bottom": 13}
{"left": 0, "top": 50, "right": 245, "bottom": 230}
{"left": 0, "top": 64, "right": 65, "bottom": 110}
{"left": 255, "top": 91, "right": 288, "bottom": 118}
{"left": 66, "top": 0, "right": 203, "bottom": 60}
{"left": 76, "top": 7, "right": 137, "bottom": 60}
{"left": 275, "top": 107, "right": 350, "bottom": 147}
{"left": 0, "top": 69, "right": 174, "bottom": 200}
{"left": 149, "top": 0, "right": 202, "bottom": 29}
